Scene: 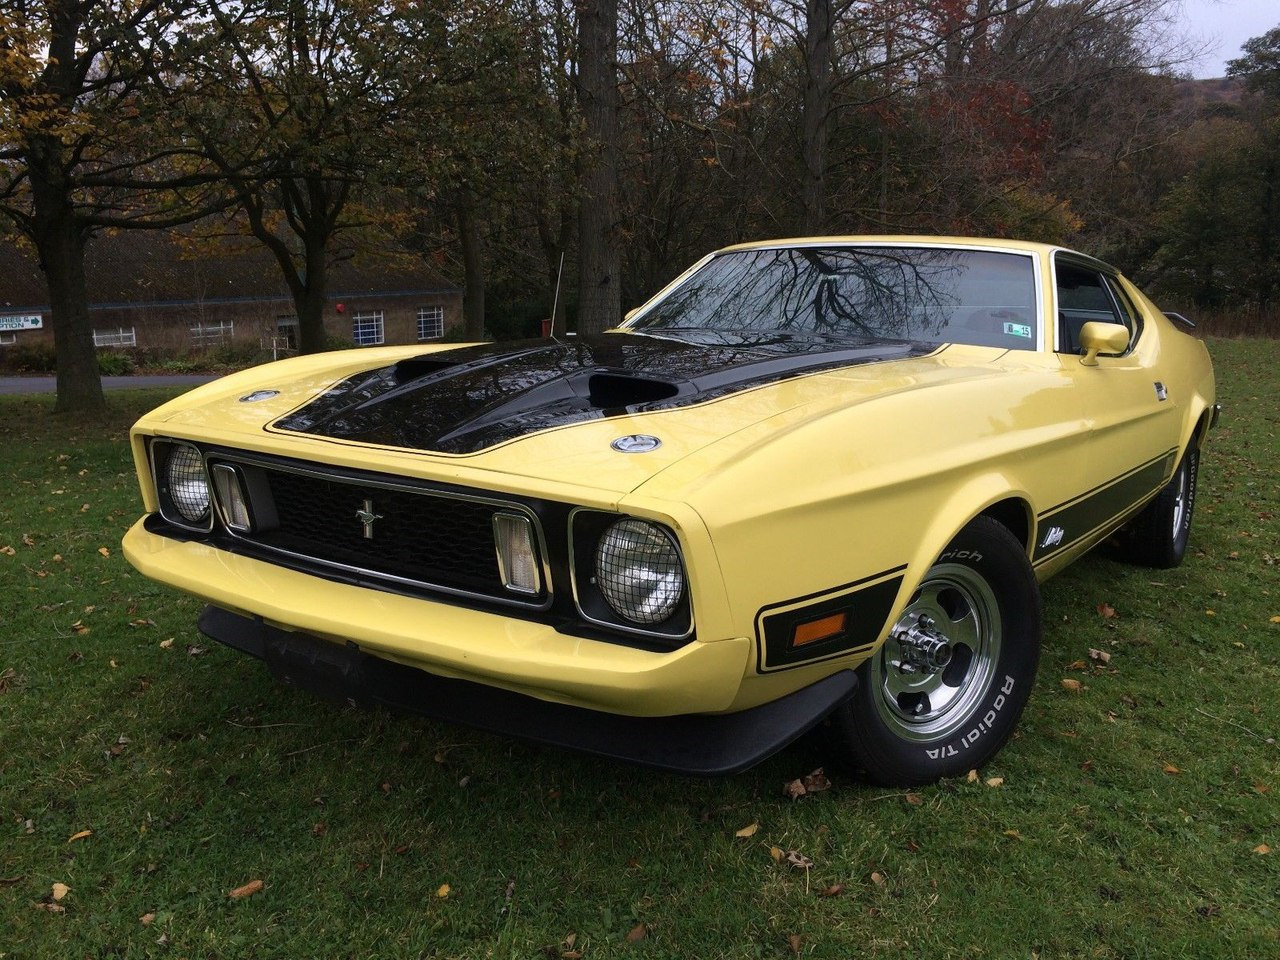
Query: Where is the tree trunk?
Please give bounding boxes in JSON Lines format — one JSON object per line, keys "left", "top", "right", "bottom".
{"left": 801, "top": 0, "right": 832, "bottom": 234}
{"left": 27, "top": 136, "right": 105, "bottom": 416}
{"left": 575, "top": 0, "right": 621, "bottom": 334}
{"left": 456, "top": 200, "right": 487, "bottom": 339}
{"left": 296, "top": 235, "right": 330, "bottom": 353}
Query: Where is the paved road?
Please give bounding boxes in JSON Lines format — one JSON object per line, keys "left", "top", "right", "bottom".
{"left": 0, "top": 374, "right": 220, "bottom": 395}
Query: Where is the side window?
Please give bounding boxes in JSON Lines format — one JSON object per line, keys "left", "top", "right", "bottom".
{"left": 1055, "top": 262, "right": 1122, "bottom": 354}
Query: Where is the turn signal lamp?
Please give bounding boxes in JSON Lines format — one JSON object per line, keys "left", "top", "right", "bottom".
{"left": 792, "top": 611, "right": 847, "bottom": 647}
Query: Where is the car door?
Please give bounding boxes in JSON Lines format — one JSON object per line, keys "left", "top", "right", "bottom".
{"left": 1044, "top": 255, "right": 1183, "bottom": 558}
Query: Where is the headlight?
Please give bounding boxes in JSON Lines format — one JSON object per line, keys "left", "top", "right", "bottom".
{"left": 154, "top": 441, "right": 211, "bottom": 528}
{"left": 594, "top": 519, "right": 685, "bottom": 624}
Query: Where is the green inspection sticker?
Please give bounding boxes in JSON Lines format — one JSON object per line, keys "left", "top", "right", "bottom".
{"left": 1003, "top": 322, "right": 1033, "bottom": 339}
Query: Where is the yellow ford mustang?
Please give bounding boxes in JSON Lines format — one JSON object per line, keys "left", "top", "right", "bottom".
{"left": 123, "top": 237, "right": 1217, "bottom": 785}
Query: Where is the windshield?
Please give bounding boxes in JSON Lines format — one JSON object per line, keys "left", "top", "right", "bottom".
{"left": 629, "top": 246, "right": 1040, "bottom": 350}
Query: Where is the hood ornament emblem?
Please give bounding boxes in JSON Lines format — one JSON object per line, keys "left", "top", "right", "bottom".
{"left": 239, "top": 389, "right": 279, "bottom": 403}
{"left": 611, "top": 434, "right": 662, "bottom": 454}
{"left": 355, "top": 499, "right": 383, "bottom": 539}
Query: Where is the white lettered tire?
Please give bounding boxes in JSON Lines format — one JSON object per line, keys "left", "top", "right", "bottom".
{"left": 830, "top": 517, "right": 1042, "bottom": 786}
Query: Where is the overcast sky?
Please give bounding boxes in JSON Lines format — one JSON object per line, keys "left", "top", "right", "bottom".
{"left": 1178, "top": 0, "right": 1278, "bottom": 77}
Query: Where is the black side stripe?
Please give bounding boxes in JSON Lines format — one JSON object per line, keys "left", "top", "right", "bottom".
{"left": 754, "top": 565, "right": 907, "bottom": 673}
{"left": 1033, "top": 449, "right": 1176, "bottom": 565}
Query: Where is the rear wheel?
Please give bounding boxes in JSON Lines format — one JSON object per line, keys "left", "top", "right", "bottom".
{"left": 829, "top": 517, "right": 1041, "bottom": 786}
{"left": 1120, "top": 447, "right": 1198, "bottom": 569}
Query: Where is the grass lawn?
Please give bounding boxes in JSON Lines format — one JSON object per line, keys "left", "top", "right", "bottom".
{"left": 1, "top": 342, "right": 1276, "bottom": 959}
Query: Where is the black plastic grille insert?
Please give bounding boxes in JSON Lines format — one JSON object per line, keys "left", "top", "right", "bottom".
{"left": 248, "top": 468, "right": 510, "bottom": 599}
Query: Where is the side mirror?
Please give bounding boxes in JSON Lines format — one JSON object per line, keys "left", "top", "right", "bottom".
{"left": 1078, "top": 321, "right": 1130, "bottom": 366}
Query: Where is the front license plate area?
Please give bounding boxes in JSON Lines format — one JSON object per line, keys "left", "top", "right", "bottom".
{"left": 262, "top": 630, "right": 367, "bottom": 706}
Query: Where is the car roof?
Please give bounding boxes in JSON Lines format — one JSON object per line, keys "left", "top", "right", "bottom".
{"left": 715, "top": 235, "right": 1111, "bottom": 271}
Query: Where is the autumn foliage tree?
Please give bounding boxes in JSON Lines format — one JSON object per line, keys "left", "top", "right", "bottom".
{"left": 0, "top": 0, "right": 223, "bottom": 413}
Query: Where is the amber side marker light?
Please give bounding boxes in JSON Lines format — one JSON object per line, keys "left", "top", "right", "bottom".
{"left": 792, "top": 611, "right": 848, "bottom": 648}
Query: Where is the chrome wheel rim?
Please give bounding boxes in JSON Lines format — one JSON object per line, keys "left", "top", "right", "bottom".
{"left": 1171, "top": 458, "right": 1189, "bottom": 538}
{"left": 871, "top": 563, "right": 1002, "bottom": 742}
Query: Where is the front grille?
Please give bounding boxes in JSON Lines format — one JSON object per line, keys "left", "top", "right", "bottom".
{"left": 209, "top": 457, "right": 543, "bottom": 605}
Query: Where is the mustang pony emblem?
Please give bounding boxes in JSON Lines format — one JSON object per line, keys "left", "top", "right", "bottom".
{"left": 355, "top": 499, "right": 383, "bottom": 539}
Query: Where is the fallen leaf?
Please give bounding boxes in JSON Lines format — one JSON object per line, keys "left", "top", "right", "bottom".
{"left": 787, "top": 933, "right": 803, "bottom": 955}
{"left": 870, "top": 871, "right": 886, "bottom": 885}
{"left": 159, "top": 638, "right": 174, "bottom": 649}
{"left": 0, "top": 545, "right": 14, "bottom": 556}
{"left": 51, "top": 883, "right": 70, "bottom": 901}
{"left": 1060, "top": 678, "right": 1084, "bottom": 693}
{"left": 783, "top": 778, "right": 807, "bottom": 800}
{"left": 1254, "top": 844, "right": 1271, "bottom": 855}
{"left": 770, "top": 846, "right": 784, "bottom": 862}
{"left": 98, "top": 547, "right": 110, "bottom": 557}
{"left": 1205, "top": 609, "right": 1216, "bottom": 617}
{"left": 33, "top": 902, "right": 65, "bottom": 913}
{"left": 186, "top": 644, "right": 206, "bottom": 657}
{"left": 70, "top": 621, "right": 90, "bottom": 635}
{"left": 905, "top": 793, "right": 923, "bottom": 805}
{"left": 1255, "top": 783, "right": 1272, "bottom": 795}
{"left": 1270, "top": 616, "right": 1280, "bottom": 624}
{"left": 626, "top": 923, "right": 647, "bottom": 943}
{"left": 985, "top": 777, "right": 1004, "bottom": 788}
{"left": 1088, "top": 648, "right": 1112, "bottom": 664}
{"left": 1067, "top": 659, "right": 1087, "bottom": 670}
{"left": 312, "top": 822, "right": 327, "bottom": 836}
{"left": 128, "top": 619, "right": 156, "bottom": 628}
{"left": 229, "top": 879, "right": 264, "bottom": 899}
{"left": 1080, "top": 759, "right": 1095, "bottom": 772}
{"left": 1003, "top": 830, "right": 1022, "bottom": 840}
{"left": 785, "top": 850, "right": 813, "bottom": 871}
{"left": 802, "top": 768, "right": 831, "bottom": 793}
{"left": 80, "top": 504, "right": 90, "bottom": 513}
{"left": 819, "top": 883, "right": 846, "bottom": 897}
{"left": 1163, "top": 763, "right": 1180, "bottom": 775}
{"left": 966, "top": 769, "right": 979, "bottom": 783}
{"left": 735, "top": 822, "right": 759, "bottom": 838}
{"left": 436, "top": 883, "right": 450, "bottom": 899}
{"left": 22, "top": 534, "right": 35, "bottom": 547}
{"left": 1097, "top": 602, "right": 1116, "bottom": 618}
{"left": 66, "top": 829, "right": 91, "bottom": 843}
{"left": 140, "top": 912, "right": 155, "bottom": 925}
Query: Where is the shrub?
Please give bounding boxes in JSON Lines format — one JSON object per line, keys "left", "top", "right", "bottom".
{"left": 96, "top": 349, "right": 136, "bottom": 376}
{"left": 0, "top": 342, "right": 58, "bottom": 374}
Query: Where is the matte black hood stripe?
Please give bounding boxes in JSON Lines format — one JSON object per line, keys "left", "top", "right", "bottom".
{"left": 272, "top": 332, "right": 933, "bottom": 455}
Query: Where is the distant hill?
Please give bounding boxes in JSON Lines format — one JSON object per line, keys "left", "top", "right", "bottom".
{"left": 1173, "top": 76, "right": 1246, "bottom": 112}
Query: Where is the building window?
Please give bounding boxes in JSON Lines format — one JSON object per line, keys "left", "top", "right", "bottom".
{"left": 352, "top": 310, "right": 384, "bottom": 346}
{"left": 190, "top": 320, "right": 234, "bottom": 347}
{"left": 276, "top": 315, "right": 299, "bottom": 351}
{"left": 0, "top": 333, "right": 15, "bottom": 347}
{"left": 417, "top": 306, "right": 444, "bottom": 341}
{"left": 93, "top": 327, "right": 136, "bottom": 348}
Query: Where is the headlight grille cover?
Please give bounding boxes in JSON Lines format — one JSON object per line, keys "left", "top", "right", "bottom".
{"left": 160, "top": 442, "right": 210, "bottom": 525}
{"left": 594, "top": 519, "right": 685, "bottom": 624}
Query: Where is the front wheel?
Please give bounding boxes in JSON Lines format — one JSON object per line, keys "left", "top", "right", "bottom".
{"left": 829, "top": 517, "right": 1042, "bottom": 786}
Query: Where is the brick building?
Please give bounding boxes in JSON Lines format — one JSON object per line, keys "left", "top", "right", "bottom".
{"left": 0, "top": 232, "right": 462, "bottom": 354}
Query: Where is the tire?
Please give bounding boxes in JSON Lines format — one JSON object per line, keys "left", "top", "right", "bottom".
{"left": 1119, "top": 446, "right": 1198, "bottom": 569}
{"left": 829, "top": 517, "right": 1042, "bottom": 786}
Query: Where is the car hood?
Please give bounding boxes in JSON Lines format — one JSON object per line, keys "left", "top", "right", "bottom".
{"left": 142, "top": 333, "right": 1026, "bottom": 499}
{"left": 268, "top": 332, "right": 934, "bottom": 455}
